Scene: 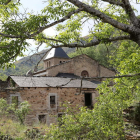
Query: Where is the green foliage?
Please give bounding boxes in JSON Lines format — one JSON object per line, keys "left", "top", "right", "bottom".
{"left": 0, "top": 49, "right": 48, "bottom": 79}
{"left": 0, "top": 99, "right": 30, "bottom": 125}
{"left": 133, "top": 103, "right": 140, "bottom": 122}
{"left": 25, "top": 128, "right": 42, "bottom": 139}
{"left": 45, "top": 40, "right": 140, "bottom": 139}
{"left": 14, "top": 101, "right": 30, "bottom": 125}
{"left": 69, "top": 43, "right": 117, "bottom": 68}
{"left": 0, "top": 117, "right": 27, "bottom": 139}
{"left": 0, "top": 98, "right": 9, "bottom": 116}
{"left": 0, "top": 73, "right": 7, "bottom": 81}
{"left": 0, "top": 48, "right": 75, "bottom": 79}
{"left": 0, "top": 131, "right": 13, "bottom": 140}
{"left": 45, "top": 78, "right": 139, "bottom": 139}
{"left": 0, "top": 0, "right": 139, "bottom": 139}
{"left": 46, "top": 104, "right": 125, "bottom": 139}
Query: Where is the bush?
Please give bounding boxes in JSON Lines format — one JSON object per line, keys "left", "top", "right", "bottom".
{"left": 0, "top": 99, "right": 30, "bottom": 125}
{"left": 25, "top": 128, "right": 40, "bottom": 139}
{"left": 14, "top": 101, "right": 30, "bottom": 125}
{"left": 0, "top": 131, "right": 13, "bottom": 140}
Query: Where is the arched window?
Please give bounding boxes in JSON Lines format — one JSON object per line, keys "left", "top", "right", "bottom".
{"left": 81, "top": 70, "right": 89, "bottom": 77}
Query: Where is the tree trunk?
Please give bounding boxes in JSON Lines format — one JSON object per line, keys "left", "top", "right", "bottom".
{"left": 130, "top": 34, "right": 140, "bottom": 46}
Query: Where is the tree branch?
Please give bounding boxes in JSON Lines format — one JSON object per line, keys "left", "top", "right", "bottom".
{"left": 0, "top": 8, "right": 83, "bottom": 39}
{"left": 43, "top": 72, "right": 140, "bottom": 88}
{"left": 51, "top": 35, "right": 130, "bottom": 48}
{"left": 30, "top": 8, "right": 83, "bottom": 37}
{"left": 0, "top": 45, "right": 11, "bottom": 49}
{"left": 45, "top": 78, "right": 74, "bottom": 87}
{"left": 0, "top": 32, "right": 20, "bottom": 38}
{"left": 84, "top": 73, "right": 140, "bottom": 80}
{"left": 5, "top": 41, "right": 23, "bottom": 62}
{"left": 41, "top": 36, "right": 66, "bottom": 44}
{"left": 4, "top": 0, "right": 11, "bottom": 5}
{"left": 102, "top": 0, "right": 124, "bottom": 7}
{"left": 67, "top": 0, "right": 140, "bottom": 34}
{"left": 121, "top": 0, "right": 139, "bottom": 26}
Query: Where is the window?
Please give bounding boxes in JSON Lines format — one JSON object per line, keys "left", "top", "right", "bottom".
{"left": 84, "top": 93, "right": 92, "bottom": 108}
{"left": 48, "top": 93, "right": 57, "bottom": 109}
{"left": 11, "top": 96, "right": 19, "bottom": 108}
{"left": 38, "top": 115, "right": 46, "bottom": 124}
{"left": 81, "top": 70, "right": 89, "bottom": 77}
{"left": 50, "top": 96, "right": 55, "bottom": 104}
{"left": 60, "top": 61, "right": 62, "bottom": 63}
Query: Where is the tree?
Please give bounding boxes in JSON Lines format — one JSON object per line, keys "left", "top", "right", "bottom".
{"left": 68, "top": 43, "right": 117, "bottom": 67}
{"left": 1, "top": 0, "right": 140, "bottom": 138}
{"left": 0, "top": 0, "right": 140, "bottom": 68}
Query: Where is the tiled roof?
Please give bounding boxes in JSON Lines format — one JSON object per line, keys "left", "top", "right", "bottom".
{"left": 44, "top": 48, "right": 69, "bottom": 60}
{"left": 10, "top": 76, "right": 97, "bottom": 88}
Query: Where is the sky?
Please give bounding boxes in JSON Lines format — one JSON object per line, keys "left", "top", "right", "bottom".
{"left": 19, "top": 0, "right": 140, "bottom": 57}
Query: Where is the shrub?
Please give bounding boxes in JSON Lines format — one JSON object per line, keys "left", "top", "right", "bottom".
{"left": 14, "top": 101, "right": 30, "bottom": 125}
{"left": 0, "top": 131, "right": 13, "bottom": 140}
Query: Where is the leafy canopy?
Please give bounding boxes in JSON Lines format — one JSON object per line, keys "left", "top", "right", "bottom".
{"left": 0, "top": 1, "right": 140, "bottom": 138}
{"left": 0, "top": 0, "right": 139, "bottom": 68}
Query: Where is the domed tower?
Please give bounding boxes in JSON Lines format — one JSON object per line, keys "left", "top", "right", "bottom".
{"left": 43, "top": 48, "right": 69, "bottom": 69}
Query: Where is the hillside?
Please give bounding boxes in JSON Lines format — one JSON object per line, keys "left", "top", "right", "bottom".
{"left": 0, "top": 47, "right": 75, "bottom": 80}
{"left": 0, "top": 43, "right": 116, "bottom": 81}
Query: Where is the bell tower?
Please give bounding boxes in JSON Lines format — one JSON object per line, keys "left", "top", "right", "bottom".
{"left": 43, "top": 48, "right": 69, "bottom": 69}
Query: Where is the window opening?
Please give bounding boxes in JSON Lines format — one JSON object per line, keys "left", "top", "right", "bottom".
{"left": 81, "top": 70, "right": 89, "bottom": 77}
{"left": 38, "top": 115, "right": 46, "bottom": 124}
{"left": 50, "top": 96, "right": 55, "bottom": 104}
{"left": 60, "top": 61, "right": 62, "bottom": 63}
{"left": 12, "top": 96, "right": 18, "bottom": 108}
{"left": 84, "top": 93, "right": 92, "bottom": 107}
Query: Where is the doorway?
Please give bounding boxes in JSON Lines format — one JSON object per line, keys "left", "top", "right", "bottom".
{"left": 84, "top": 93, "right": 92, "bottom": 107}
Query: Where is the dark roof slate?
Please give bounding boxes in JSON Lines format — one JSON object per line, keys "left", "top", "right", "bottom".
{"left": 56, "top": 73, "right": 80, "bottom": 78}
{"left": 44, "top": 48, "right": 69, "bottom": 60}
{"left": 10, "top": 76, "right": 97, "bottom": 88}
{"left": 91, "top": 80, "right": 101, "bottom": 84}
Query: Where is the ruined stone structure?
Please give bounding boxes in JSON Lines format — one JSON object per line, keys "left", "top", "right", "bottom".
{"left": 0, "top": 48, "right": 115, "bottom": 125}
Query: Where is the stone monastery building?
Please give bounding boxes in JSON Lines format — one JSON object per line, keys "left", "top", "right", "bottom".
{"left": 0, "top": 48, "right": 115, "bottom": 125}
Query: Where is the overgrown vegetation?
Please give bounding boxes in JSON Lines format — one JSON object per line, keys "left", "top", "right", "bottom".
{"left": 0, "top": 99, "right": 30, "bottom": 139}
{"left": 0, "top": 0, "right": 140, "bottom": 139}
{"left": 0, "top": 98, "right": 51, "bottom": 139}
{"left": 69, "top": 43, "right": 117, "bottom": 68}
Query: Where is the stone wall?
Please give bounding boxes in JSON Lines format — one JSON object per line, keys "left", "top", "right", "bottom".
{"left": 0, "top": 91, "right": 7, "bottom": 99}
{"left": 0, "top": 80, "right": 8, "bottom": 99}
{"left": 99, "top": 65, "right": 115, "bottom": 77}
{"left": 44, "top": 57, "right": 69, "bottom": 69}
{"left": 12, "top": 87, "right": 98, "bottom": 125}
{"left": 46, "top": 54, "right": 115, "bottom": 78}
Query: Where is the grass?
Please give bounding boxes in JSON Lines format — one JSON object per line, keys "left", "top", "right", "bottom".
{"left": 0, "top": 116, "right": 50, "bottom": 140}
{"left": 0, "top": 117, "right": 27, "bottom": 139}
